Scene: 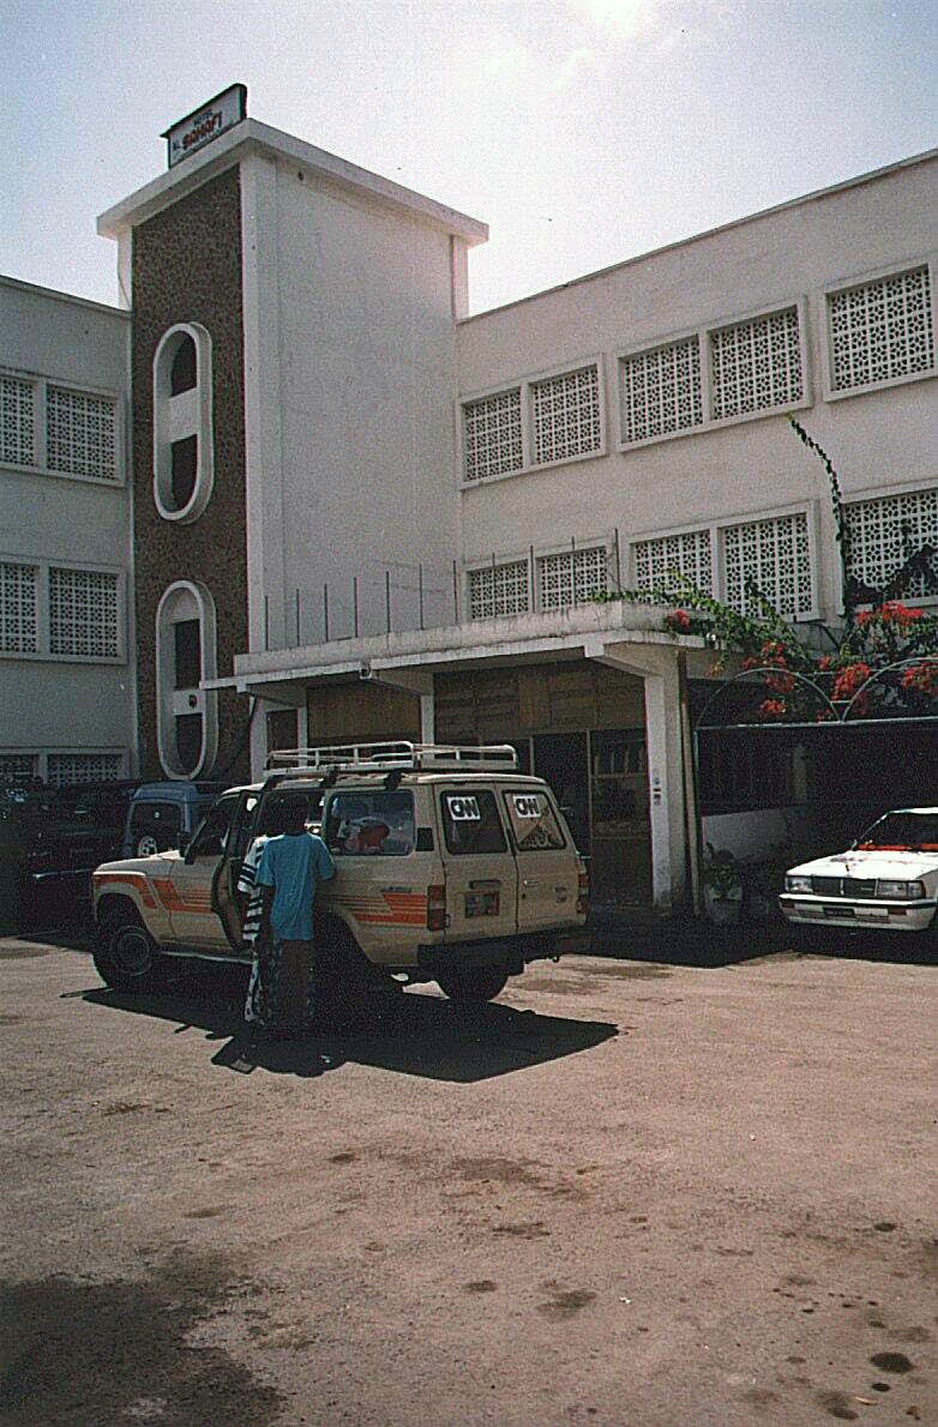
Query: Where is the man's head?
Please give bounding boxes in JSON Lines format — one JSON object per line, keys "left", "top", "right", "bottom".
{"left": 263, "top": 796, "right": 308, "bottom": 837}
{"left": 280, "top": 798, "right": 309, "bottom": 836}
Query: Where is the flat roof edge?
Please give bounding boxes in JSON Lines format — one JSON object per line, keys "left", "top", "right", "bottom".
{"left": 97, "top": 118, "right": 488, "bottom": 245}
{"left": 461, "top": 144, "right": 938, "bottom": 323}
{"left": 0, "top": 271, "right": 128, "bottom": 317}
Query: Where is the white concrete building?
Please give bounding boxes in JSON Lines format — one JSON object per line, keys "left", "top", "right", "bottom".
{"left": 90, "top": 101, "right": 936, "bottom": 910}
{"left": 221, "top": 142, "right": 938, "bottom": 909}
{"left": 0, "top": 277, "right": 134, "bottom": 785}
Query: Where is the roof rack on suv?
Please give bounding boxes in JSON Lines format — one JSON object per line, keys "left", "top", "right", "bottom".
{"left": 265, "top": 741, "right": 518, "bottom": 779}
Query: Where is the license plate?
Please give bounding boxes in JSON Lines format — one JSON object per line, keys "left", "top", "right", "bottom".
{"left": 465, "top": 890, "right": 500, "bottom": 918}
{"left": 823, "top": 905, "right": 856, "bottom": 919}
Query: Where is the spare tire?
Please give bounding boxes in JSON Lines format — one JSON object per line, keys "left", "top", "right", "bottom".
{"left": 435, "top": 966, "right": 509, "bottom": 1003}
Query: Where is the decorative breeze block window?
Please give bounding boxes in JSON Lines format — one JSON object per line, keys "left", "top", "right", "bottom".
{"left": 468, "top": 561, "right": 531, "bottom": 620}
{"left": 537, "top": 546, "right": 608, "bottom": 610}
{"left": 47, "top": 753, "right": 123, "bottom": 787}
{"left": 844, "top": 486, "right": 938, "bottom": 599}
{"left": 462, "top": 362, "right": 603, "bottom": 481}
{"left": 463, "top": 389, "right": 523, "bottom": 481}
{"left": 633, "top": 529, "right": 714, "bottom": 596}
{"left": 710, "top": 308, "right": 803, "bottom": 420}
{"left": 49, "top": 568, "right": 120, "bottom": 657}
{"left": 1, "top": 375, "right": 35, "bottom": 466}
{"left": 46, "top": 385, "right": 118, "bottom": 480}
{"left": 620, "top": 337, "right": 703, "bottom": 443}
{"left": 0, "top": 372, "right": 118, "bottom": 480}
{"left": 0, "top": 753, "right": 37, "bottom": 784}
{"left": 1, "top": 562, "right": 39, "bottom": 652}
{"left": 722, "top": 512, "right": 813, "bottom": 617}
{"left": 532, "top": 366, "right": 602, "bottom": 464}
{"left": 828, "top": 266, "right": 934, "bottom": 392}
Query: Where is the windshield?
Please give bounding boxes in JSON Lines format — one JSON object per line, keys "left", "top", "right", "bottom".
{"left": 856, "top": 812, "right": 938, "bottom": 851}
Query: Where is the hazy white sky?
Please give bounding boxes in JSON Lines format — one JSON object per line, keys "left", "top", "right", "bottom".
{"left": 2, "top": 0, "right": 936, "bottom": 315}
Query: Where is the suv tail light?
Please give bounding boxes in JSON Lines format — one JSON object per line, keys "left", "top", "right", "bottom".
{"left": 427, "top": 884, "right": 446, "bottom": 932}
{"left": 576, "top": 868, "right": 589, "bottom": 916}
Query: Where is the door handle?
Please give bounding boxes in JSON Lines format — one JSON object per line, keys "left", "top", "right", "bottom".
{"left": 521, "top": 878, "right": 541, "bottom": 889}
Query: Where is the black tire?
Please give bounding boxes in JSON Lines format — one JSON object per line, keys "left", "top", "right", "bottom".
{"left": 315, "top": 920, "right": 402, "bottom": 1029}
{"left": 93, "top": 906, "right": 168, "bottom": 992}
{"left": 436, "top": 966, "right": 510, "bottom": 1004}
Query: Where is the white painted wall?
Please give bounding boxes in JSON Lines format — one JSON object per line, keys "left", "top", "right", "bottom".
{"left": 457, "top": 152, "right": 938, "bottom": 627}
{"left": 243, "top": 152, "right": 469, "bottom": 653}
{"left": 0, "top": 277, "right": 134, "bottom": 774}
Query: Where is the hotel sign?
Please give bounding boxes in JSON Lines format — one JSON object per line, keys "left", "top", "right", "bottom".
{"left": 162, "top": 84, "right": 247, "bottom": 168}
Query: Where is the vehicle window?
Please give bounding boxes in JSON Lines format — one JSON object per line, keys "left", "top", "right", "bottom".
{"left": 323, "top": 791, "right": 415, "bottom": 856}
{"left": 129, "top": 801, "right": 183, "bottom": 853}
{"left": 188, "top": 797, "right": 237, "bottom": 858}
{"left": 857, "top": 812, "right": 938, "bottom": 851}
{"left": 228, "top": 793, "right": 260, "bottom": 864}
{"left": 439, "top": 790, "right": 507, "bottom": 856}
{"left": 501, "top": 790, "right": 567, "bottom": 851}
{"left": 252, "top": 789, "right": 323, "bottom": 841}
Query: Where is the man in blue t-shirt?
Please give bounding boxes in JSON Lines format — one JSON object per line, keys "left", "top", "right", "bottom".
{"left": 247, "top": 798, "right": 335, "bottom": 1036}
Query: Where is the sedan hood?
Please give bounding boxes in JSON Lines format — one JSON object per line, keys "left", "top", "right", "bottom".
{"left": 789, "top": 849, "right": 938, "bottom": 881}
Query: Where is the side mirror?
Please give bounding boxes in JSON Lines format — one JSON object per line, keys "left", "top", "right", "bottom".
{"left": 177, "top": 830, "right": 192, "bottom": 854}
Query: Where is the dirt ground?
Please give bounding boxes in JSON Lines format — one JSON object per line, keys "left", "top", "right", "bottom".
{"left": 1, "top": 929, "right": 935, "bottom": 1426}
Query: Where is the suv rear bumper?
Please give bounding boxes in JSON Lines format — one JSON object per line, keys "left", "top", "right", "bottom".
{"left": 416, "top": 930, "right": 568, "bottom": 976}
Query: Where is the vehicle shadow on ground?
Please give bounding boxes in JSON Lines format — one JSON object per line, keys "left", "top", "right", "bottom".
{"left": 79, "top": 965, "right": 618, "bottom": 1084}
{"left": 585, "top": 911, "right": 936, "bottom": 968}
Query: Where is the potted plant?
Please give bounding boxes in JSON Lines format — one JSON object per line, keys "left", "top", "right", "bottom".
{"left": 701, "top": 847, "right": 743, "bottom": 925}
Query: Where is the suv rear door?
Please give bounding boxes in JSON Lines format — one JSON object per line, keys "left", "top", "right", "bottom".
{"left": 501, "top": 787, "right": 580, "bottom": 932}
{"left": 437, "top": 785, "right": 518, "bottom": 942}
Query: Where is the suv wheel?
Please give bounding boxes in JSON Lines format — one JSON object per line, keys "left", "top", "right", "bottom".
{"left": 436, "top": 966, "right": 509, "bottom": 1004}
{"left": 316, "top": 920, "right": 402, "bottom": 1028}
{"left": 94, "top": 907, "right": 167, "bottom": 992}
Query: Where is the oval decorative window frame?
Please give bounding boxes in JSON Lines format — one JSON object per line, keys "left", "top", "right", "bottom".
{"left": 155, "top": 579, "right": 219, "bottom": 779}
{"left": 152, "top": 323, "right": 214, "bottom": 523}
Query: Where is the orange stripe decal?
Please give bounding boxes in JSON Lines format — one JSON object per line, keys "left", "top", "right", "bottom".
{"left": 345, "top": 891, "right": 427, "bottom": 927}
{"left": 93, "top": 871, "right": 157, "bottom": 910}
{"left": 151, "top": 878, "right": 213, "bottom": 914}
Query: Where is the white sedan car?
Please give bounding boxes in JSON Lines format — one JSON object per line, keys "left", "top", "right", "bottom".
{"left": 780, "top": 807, "right": 938, "bottom": 935}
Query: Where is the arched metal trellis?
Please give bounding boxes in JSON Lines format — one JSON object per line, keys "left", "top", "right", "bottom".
{"left": 687, "top": 654, "right": 938, "bottom": 914}
{"left": 694, "top": 655, "right": 938, "bottom": 730}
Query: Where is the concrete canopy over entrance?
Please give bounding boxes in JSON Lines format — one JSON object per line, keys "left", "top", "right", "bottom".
{"left": 209, "top": 601, "right": 701, "bottom": 911}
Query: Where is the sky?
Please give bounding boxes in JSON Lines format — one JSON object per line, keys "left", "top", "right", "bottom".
{"left": 2, "top": 0, "right": 936, "bottom": 316}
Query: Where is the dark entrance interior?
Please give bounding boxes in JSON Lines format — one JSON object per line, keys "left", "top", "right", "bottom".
{"left": 518, "top": 730, "right": 653, "bottom": 907}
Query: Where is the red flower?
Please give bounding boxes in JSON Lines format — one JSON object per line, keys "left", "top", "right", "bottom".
{"left": 832, "top": 662, "right": 871, "bottom": 700}
{"left": 664, "top": 608, "right": 691, "bottom": 634}
{"left": 856, "top": 601, "right": 924, "bottom": 628}
{"left": 758, "top": 698, "right": 787, "bottom": 719}
{"left": 880, "top": 601, "right": 923, "bottom": 625}
{"left": 759, "top": 640, "right": 788, "bottom": 667}
{"left": 901, "top": 662, "right": 938, "bottom": 697}
{"left": 765, "top": 670, "right": 795, "bottom": 695}
{"left": 817, "top": 655, "right": 832, "bottom": 671}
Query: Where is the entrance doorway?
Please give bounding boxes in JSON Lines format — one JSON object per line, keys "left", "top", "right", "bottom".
{"left": 518, "top": 730, "right": 652, "bottom": 907}
{"left": 589, "top": 729, "right": 652, "bottom": 905}
{"left": 533, "top": 733, "right": 589, "bottom": 854}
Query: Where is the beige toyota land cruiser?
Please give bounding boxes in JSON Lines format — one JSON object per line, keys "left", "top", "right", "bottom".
{"left": 91, "top": 743, "right": 589, "bottom": 1007}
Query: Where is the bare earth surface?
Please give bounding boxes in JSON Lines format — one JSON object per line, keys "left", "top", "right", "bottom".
{"left": 1, "top": 931, "right": 935, "bottom": 1426}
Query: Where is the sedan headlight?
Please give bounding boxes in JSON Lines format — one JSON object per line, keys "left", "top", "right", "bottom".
{"left": 785, "top": 874, "right": 813, "bottom": 893}
{"left": 876, "top": 880, "right": 926, "bottom": 900}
